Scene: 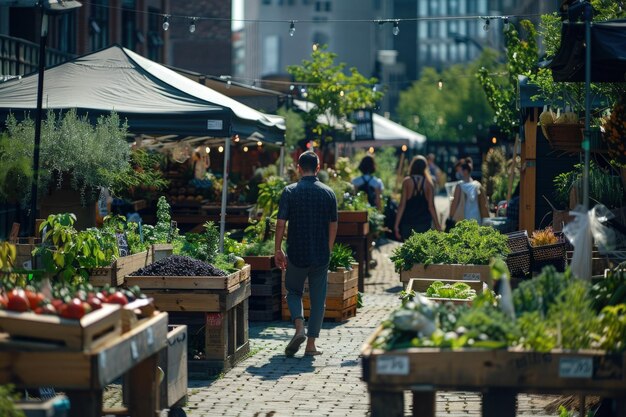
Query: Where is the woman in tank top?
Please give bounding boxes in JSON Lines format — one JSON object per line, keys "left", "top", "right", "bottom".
{"left": 394, "top": 155, "right": 442, "bottom": 241}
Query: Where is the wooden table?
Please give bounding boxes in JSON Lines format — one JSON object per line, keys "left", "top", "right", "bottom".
{"left": 362, "top": 326, "right": 626, "bottom": 417}
{"left": 0, "top": 312, "right": 169, "bottom": 417}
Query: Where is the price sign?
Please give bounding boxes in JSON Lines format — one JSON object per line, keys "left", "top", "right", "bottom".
{"left": 130, "top": 340, "right": 139, "bottom": 360}
{"left": 376, "top": 355, "right": 410, "bottom": 375}
{"left": 463, "top": 273, "right": 481, "bottom": 281}
{"left": 116, "top": 232, "right": 130, "bottom": 257}
{"left": 559, "top": 357, "right": 593, "bottom": 378}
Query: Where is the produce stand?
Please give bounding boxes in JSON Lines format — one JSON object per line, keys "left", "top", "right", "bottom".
{"left": 244, "top": 256, "right": 282, "bottom": 322}
{"left": 0, "top": 311, "right": 169, "bottom": 417}
{"left": 126, "top": 265, "right": 251, "bottom": 378}
{"left": 399, "top": 264, "right": 492, "bottom": 289}
{"left": 406, "top": 278, "right": 482, "bottom": 306}
{"left": 361, "top": 326, "right": 626, "bottom": 417}
{"left": 281, "top": 263, "right": 359, "bottom": 322}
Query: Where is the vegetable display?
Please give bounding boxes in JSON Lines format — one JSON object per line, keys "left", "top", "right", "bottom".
{"left": 131, "top": 255, "right": 227, "bottom": 277}
{"left": 425, "top": 281, "right": 476, "bottom": 300}
{"left": 375, "top": 265, "right": 626, "bottom": 353}
{"left": 390, "top": 220, "right": 509, "bottom": 273}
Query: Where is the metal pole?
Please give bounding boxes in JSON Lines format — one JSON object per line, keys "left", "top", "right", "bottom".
{"left": 279, "top": 144, "right": 285, "bottom": 178}
{"left": 218, "top": 136, "right": 231, "bottom": 252}
{"left": 30, "top": 10, "right": 48, "bottom": 236}
{"left": 582, "top": 2, "right": 592, "bottom": 210}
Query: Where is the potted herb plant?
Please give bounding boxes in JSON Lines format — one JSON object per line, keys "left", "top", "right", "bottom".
{"left": 529, "top": 226, "right": 568, "bottom": 272}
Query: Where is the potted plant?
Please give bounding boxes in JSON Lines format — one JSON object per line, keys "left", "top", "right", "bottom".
{"left": 1, "top": 110, "right": 131, "bottom": 230}
{"left": 529, "top": 226, "right": 568, "bottom": 272}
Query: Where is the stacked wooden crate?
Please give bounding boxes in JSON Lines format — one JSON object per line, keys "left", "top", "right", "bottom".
{"left": 281, "top": 263, "right": 359, "bottom": 322}
{"left": 126, "top": 265, "right": 251, "bottom": 378}
{"left": 244, "top": 256, "right": 282, "bottom": 321}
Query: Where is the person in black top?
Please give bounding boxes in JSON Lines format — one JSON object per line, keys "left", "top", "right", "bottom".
{"left": 351, "top": 155, "right": 384, "bottom": 210}
{"left": 394, "top": 155, "right": 441, "bottom": 241}
{"left": 275, "top": 151, "right": 338, "bottom": 357}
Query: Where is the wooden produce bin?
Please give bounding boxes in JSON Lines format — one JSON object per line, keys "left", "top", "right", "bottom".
{"left": 336, "top": 211, "right": 370, "bottom": 292}
{"left": 362, "top": 329, "right": 626, "bottom": 417}
{"left": 244, "top": 256, "right": 282, "bottom": 322}
{"left": 127, "top": 265, "right": 251, "bottom": 378}
{"left": 159, "top": 324, "right": 188, "bottom": 413}
{"left": 0, "top": 312, "right": 169, "bottom": 417}
{"left": 281, "top": 263, "right": 359, "bottom": 322}
{"left": 399, "top": 263, "right": 492, "bottom": 289}
{"left": 89, "top": 250, "right": 153, "bottom": 287}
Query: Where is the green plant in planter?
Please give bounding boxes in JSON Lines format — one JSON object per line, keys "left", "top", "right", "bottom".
{"left": 553, "top": 162, "right": 625, "bottom": 209}
{"left": 329, "top": 243, "right": 356, "bottom": 271}
{"left": 173, "top": 221, "right": 220, "bottom": 264}
{"left": 105, "top": 148, "right": 169, "bottom": 202}
{"left": 0, "top": 385, "right": 25, "bottom": 417}
{"left": 1, "top": 110, "right": 130, "bottom": 206}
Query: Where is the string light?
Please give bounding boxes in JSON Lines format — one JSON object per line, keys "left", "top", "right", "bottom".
{"left": 289, "top": 21, "right": 296, "bottom": 36}
{"left": 218, "top": 146, "right": 224, "bottom": 152}
{"left": 368, "top": 147, "right": 375, "bottom": 154}
{"left": 162, "top": 15, "right": 170, "bottom": 31}
{"left": 234, "top": 135, "right": 240, "bottom": 143}
{"left": 312, "top": 43, "right": 318, "bottom": 51}
{"left": 392, "top": 20, "right": 400, "bottom": 36}
{"left": 437, "top": 79, "right": 443, "bottom": 90}
{"left": 205, "top": 146, "right": 210, "bottom": 153}
{"left": 243, "top": 146, "right": 249, "bottom": 152}
{"left": 189, "top": 18, "right": 196, "bottom": 33}
{"left": 483, "top": 18, "right": 490, "bottom": 31}
{"left": 257, "top": 141, "right": 263, "bottom": 147}
{"left": 401, "top": 145, "right": 408, "bottom": 152}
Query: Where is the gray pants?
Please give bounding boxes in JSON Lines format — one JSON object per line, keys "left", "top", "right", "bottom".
{"left": 284, "top": 259, "right": 328, "bottom": 339}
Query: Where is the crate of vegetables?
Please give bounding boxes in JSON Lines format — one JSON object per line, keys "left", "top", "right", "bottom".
{"left": 89, "top": 249, "right": 153, "bottom": 287}
{"left": 406, "top": 278, "right": 480, "bottom": 306}
{"left": 0, "top": 287, "right": 123, "bottom": 351}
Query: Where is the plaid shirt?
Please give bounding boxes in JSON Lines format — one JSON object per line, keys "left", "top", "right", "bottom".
{"left": 277, "top": 176, "right": 338, "bottom": 267}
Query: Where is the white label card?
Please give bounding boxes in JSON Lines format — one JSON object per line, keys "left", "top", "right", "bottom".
{"left": 559, "top": 357, "right": 593, "bottom": 378}
{"left": 463, "top": 273, "right": 481, "bottom": 281}
{"left": 147, "top": 327, "right": 154, "bottom": 346}
{"left": 206, "top": 120, "right": 223, "bottom": 130}
{"left": 130, "top": 340, "right": 139, "bottom": 360}
{"left": 377, "top": 355, "right": 410, "bottom": 375}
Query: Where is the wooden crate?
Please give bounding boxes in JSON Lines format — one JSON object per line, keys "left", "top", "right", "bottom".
{"left": 281, "top": 265, "right": 359, "bottom": 322}
{"left": 126, "top": 265, "right": 251, "bottom": 294}
{"left": 89, "top": 250, "right": 153, "bottom": 287}
{"left": 338, "top": 210, "right": 368, "bottom": 223}
{"left": 249, "top": 294, "right": 281, "bottom": 322}
{"left": 406, "top": 278, "right": 485, "bottom": 294}
{"left": 15, "top": 243, "right": 36, "bottom": 269}
{"left": 0, "top": 304, "right": 122, "bottom": 351}
{"left": 337, "top": 221, "right": 369, "bottom": 236}
{"left": 151, "top": 244, "right": 173, "bottom": 262}
{"left": 399, "top": 263, "right": 492, "bottom": 288}
{"left": 361, "top": 325, "right": 626, "bottom": 417}
{"left": 243, "top": 255, "right": 275, "bottom": 271}
{"left": 158, "top": 324, "right": 188, "bottom": 410}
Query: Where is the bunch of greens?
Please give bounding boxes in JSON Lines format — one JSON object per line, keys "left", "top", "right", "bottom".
{"left": 589, "top": 262, "right": 626, "bottom": 312}
{"left": 242, "top": 216, "right": 277, "bottom": 256}
{"left": 143, "top": 196, "right": 179, "bottom": 245}
{"left": 390, "top": 220, "right": 509, "bottom": 272}
{"left": 513, "top": 266, "right": 571, "bottom": 316}
{"left": 553, "top": 162, "right": 625, "bottom": 209}
{"left": 242, "top": 239, "right": 275, "bottom": 257}
{"left": 173, "top": 221, "right": 219, "bottom": 264}
{"left": 329, "top": 243, "right": 356, "bottom": 271}
{"left": 425, "top": 281, "right": 476, "bottom": 300}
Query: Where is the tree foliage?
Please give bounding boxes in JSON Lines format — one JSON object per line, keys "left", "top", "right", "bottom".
{"left": 397, "top": 51, "right": 498, "bottom": 142}
{"left": 476, "top": 20, "right": 538, "bottom": 138}
{"left": 287, "top": 45, "right": 384, "bottom": 144}
{"left": 276, "top": 107, "right": 305, "bottom": 151}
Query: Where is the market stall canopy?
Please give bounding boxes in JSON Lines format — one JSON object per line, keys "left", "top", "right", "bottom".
{"left": 292, "top": 99, "right": 426, "bottom": 148}
{"left": 549, "top": 19, "right": 626, "bottom": 82}
{"left": 0, "top": 45, "right": 285, "bottom": 142}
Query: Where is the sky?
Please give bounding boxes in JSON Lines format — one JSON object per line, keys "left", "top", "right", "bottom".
{"left": 232, "top": 0, "right": 244, "bottom": 31}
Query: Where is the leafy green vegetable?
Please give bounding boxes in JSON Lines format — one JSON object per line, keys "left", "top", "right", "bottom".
{"left": 390, "top": 220, "right": 509, "bottom": 272}
{"left": 513, "top": 266, "right": 571, "bottom": 316}
{"left": 425, "top": 281, "right": 476, "bottom": 300}
{"left": 329, "top": 243, "right": 356, "bottom": 271}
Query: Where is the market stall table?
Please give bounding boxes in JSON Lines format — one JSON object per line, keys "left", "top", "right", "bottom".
{"left": 0, "top": 312, "right": 168, "bottom": 417}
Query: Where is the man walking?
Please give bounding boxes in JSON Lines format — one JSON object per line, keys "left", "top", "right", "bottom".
{"left": 275, "top": 151, "right": 338, "bottom": 357}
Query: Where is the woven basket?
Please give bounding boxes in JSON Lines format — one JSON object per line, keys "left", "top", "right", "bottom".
{"left": 506, "top": 250, "right": 531, "bottom": 278}
{"left": 530, "top": 232, "right": 568, "bottom": 272}
{"left": 545, "top": 123, "right": 584, "bottom": 153}
{"left": 506, "top": 230, "right": 529, "bottom": 253}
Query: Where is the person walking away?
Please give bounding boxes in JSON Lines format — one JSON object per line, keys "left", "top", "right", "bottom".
{"left": 275, "top": 151, "right": 338, "bottom": 357}
{"left": 394, "top": 155, "right": 441, "bottom": 241}
{"left": 351, "top": 154, "right": 384, "bottom": 210}
{"left": 449, "top": 161, "right": 489, "bottom": 225}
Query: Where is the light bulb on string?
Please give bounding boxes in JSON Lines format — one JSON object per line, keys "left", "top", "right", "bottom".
{"left": 401, "top": 145, "right": 408, "bottom": 152}
{"left": 392, "top": 20, "right": 400, "bottom": 36}
{"left": 189, "top": 18, "right": 197, "bottom": 33}
{"left": 289, "top": 21, "right": 296, "bottom": 37}
{"left": 503, "top": 17, "right": 510, "bottom": 30}
{"left": 437, "top": 79, "right": 443, "bottom": 90}
{"left": 234, "top": 135, "right": 240, "bottom": 143}
{"left": 218, "top": 146, "right": 224, "bottom": 153}
{"left": 162, "top": 15, "right": 170, "bottom": 31}
{"left": 243, "top": 146, "right": 249, "bottom": 152}
{"left": 257, "top": 141, "right": 263, "bottom": 147}
{"left": 312, "top": 43, "right": 318, "bottom": 51}
{"left": 483, "top": 18, "right": 490, "bottom": 31}
{"left": 205, "top": 146, "right": 210, "bottom": 154}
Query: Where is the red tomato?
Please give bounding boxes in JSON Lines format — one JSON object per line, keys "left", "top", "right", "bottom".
{"left": 87, "top": 296, "right": 103, "bottom": 310}
{"left": 0, "top": 293, "right": 8, "bottom": 308}
{"left": 51, "top": 299, "right": 64, "bottom": 310}
{"left": 60, "top": 298, "right": 86, "bottom": 320}
{"left": 7, "top": 289, "right": 30, "bottom": 312}
{"left": 25, "top": 291, "right": 46, "bottom": 310}
{"left": 34, "top": 303, "right": 57, "bottom": 315}
{"left": 106, "top": 291, "right": 128, "bottom": 305}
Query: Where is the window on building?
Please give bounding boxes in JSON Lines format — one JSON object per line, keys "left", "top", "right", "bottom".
{"left": 448, "top": 0, "right": 459, "bottom": 15}
{"left": 450, "top": 44, "right": 458, "bottom": 61}
{"left": 58, "top": 12, "right": 77, "bottom": 53}
{"left": 262, "top": 35, "right": 280, "bottom": 74}
{"left": 121, "top": 0, "right": 136, "bottom": 50}
{"left": 448, "top": 21, "right": 458, "bottom": 35}
{"left": 429, "top": 0, "right": 439, "bottom": 14}
{"left": 90, "top": 0, "right": 109, "bottom": 51}
{"left": 147, "top": 7, "right": 163, "bottom": 61}
{"left": 466, "top": 0, "right": 477, "bottom": 14}
{"left": 315, "top": 1, "right": 331, "bottom": 12}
